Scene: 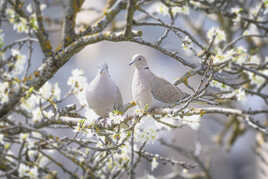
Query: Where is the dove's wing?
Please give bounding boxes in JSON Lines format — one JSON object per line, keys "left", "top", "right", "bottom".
{"left": 151, "top": 74, "right": 185, "bottom": 104}
{"left": 113, "top": 85, "right": 123, "bottom": 111}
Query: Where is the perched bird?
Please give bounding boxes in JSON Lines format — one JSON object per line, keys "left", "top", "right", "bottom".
{"left": 129, "top": 54, "right": 186, "bottom": 110}
{"left": 86, "top": 64, "right": 123, "bottom": 118}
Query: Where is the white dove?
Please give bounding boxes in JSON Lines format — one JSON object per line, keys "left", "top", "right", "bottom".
{"left": 129, "top": 54, "right": 186, "bottom": 110}
{"left": 86, "top": 64, "right": 123, "bottom": 118}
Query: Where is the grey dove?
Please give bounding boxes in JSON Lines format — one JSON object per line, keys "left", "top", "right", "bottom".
{"left": 129, "top": 54, "right": 186, "bottom": 110}
{"left": 86, "top": 64, "right": 123, "bottom": 117}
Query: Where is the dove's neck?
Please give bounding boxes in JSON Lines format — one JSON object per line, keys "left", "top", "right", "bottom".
{"left": 98, "top": 71, "right": 111, "bottom": 82}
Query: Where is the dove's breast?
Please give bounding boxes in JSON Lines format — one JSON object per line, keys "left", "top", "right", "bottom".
{"left": 131, "top": 69, "right": 153, "bottom": 109}
{"left": 87, "top": 74, "right": 123, "bottom": 117}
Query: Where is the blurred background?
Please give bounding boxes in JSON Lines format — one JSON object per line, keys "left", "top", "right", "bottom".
{"left": 3, "top": 0, "right": 266, "bottom": 178}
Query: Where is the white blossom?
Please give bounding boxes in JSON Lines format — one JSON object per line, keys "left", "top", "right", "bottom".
{"left": 39, "top": 155, "right": 49, "bottom": 167}
{"left": 247, "top": 72, "right": 265, "bottom": 87}
{"left": 85, "top": 108, "right": 98, "bottom": 123}
{"left": 28, "top": 150, "right": 38, "bottom": 159}
{"left": 19, "top": 133, "right": 29, "bottom": 142}
{"left": 28, "top": 166, "right": 38, "bottom": 178}
{"left": 19, "top": 164, "right": 30, "bottom": 178}
{"left": 67, "top": 68, "right": 87, "bottom": 92}
{"left": 44, "top": 110, "right": 54, "bottom": 119}
{"left": 11, "top": 49, "right": 26, "bottom": 75}
{"left": 53, "top": 82, "right": 61, "bottom": 100}
{"left": 250, "top": 55, "right": 260, "bottom": 65}
{"left": 234, "top": 88, "right": 247, "bottom": 101}
{"left": 136, "top": 124, "right": 158, "bottom": 144}
{"left": 233, "top": 46, "right": 249, "bottom": 65}
{"left": 14, "top": 17, "right": 29, "bottom": 33}
{"left": 156, "top": 3, "right": 169, "bottom": 15}
{"left": 243, "top": 24, "right": 259, "bottom": 36}
{"left": 207, "top": 27, "right": 226, "bottom": 44}
{"left": 0, "top": 82, "right": 9, "bottom": 103}
{"left": 29, "top": 13, "right": 39, "bottom": 31}
{"left": 250, "top": 4, "right": 261, "bottom": 17}
{"left": 212, "top": 48, "right": 235, "bottom": 64}
{"left": 27, "top": 138, "right": 35, "bottom": 149}
{"left": 26, "top": 4, "right": 33, "bottom": 13}
{"left": 40, "top": 4, "right": 47, "bottom": 11}
{"left": 210, "top": 80, "right": 231, "bottom": 91}
{"left": 182, "top": 36, "right": 193, "bottom": 53}
{"left": 231, "top": 7, "right": 242, "bottom": 23}
{"left": 39, "top": 82, "right": 52, "bottom": 101}
{"left": 231, "top": 7, "right": 242, "bottom": 14}
{"left": 151, "top": 157, "right": 159, "bottom": 171}
{"left": 0, "top": 134, "right": 4, "bottom": 144}
{"left": 6, "top": 151, "right": 15, "bottom": 162}
{"left": 21, "top": 94, "right": 40, "bottom": 112}
{"left": 182, "top": 115, "right": 201, "bottom": 130}
{"left": 32, "top": 108, "right": 43, "bottom": 122}
{"left": 6, "top": 8, "right": 15, "bottom": 23}
{"left": 150, "top": 3, "right": 190, "bottom": 16}
{"left": 76, "top": 91, "right": 88, "bottom": 106}
{"left": 109, "top": 112, "right": 124, "bottom": 124}
{"left": 31, "top": 132, "right": 42, "bottom": 139}
{"left": 19, "top": 164, "right": 38, "bottom": 179}
{"left": 172, "top": 6, "right": 190, "bottom": 15}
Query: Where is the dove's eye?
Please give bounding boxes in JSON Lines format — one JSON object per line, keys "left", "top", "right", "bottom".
{"left": 138, "top": 57, "right": 141, "bottom": 60}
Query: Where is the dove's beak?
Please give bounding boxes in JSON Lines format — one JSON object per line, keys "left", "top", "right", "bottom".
{"left": 129, "top": 59, "right": 135, "bottom": 66}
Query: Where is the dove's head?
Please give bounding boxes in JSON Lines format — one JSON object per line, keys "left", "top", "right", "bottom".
{"left": 98, "top": 63, "right": 109, "bottom": 75}
{"left": 129, "top": 54, "right": 148, "bottom": 69}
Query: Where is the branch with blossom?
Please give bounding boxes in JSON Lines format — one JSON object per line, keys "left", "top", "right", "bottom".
{"left": 0, "top": 0, "right": 268, "bottom": 178}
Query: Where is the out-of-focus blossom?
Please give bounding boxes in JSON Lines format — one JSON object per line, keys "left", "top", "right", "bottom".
{"left": 182, "top": 115, "right": 201, "bottom": 130}
{"left": 234, "top": 88, "right": 247, "bottom": 101}
{"left": 0, "top": 82, "right": 9, "bottom": 103}
{"left": 40, "top": 4, "right": 47, "bottom": 11}
{"left": 250, "top": 3, "right": 261, "bottom": 17}
{"left": 182, "top": 36, "right": 193, "bottom": 53}
{"left": 233, "top": 46, "right": 249, "bottom": 65}
{"left": 231, "top": 7, "right": 242, "bottom": 23}
{"left": 26, "top": 4, "right": 33, "bottom": 13}
{"left": 39, "top": 82, "right": 52, "bottom": 100}
{"left": 247, "top": 72, "right": 265, "bottom": 87}
{"left": 43, "top": 110, "right": 54, "bottom": 119}
{"left": 11, "top": 49, "right": 26, "bottom": 75}
{"left": 207, "top": 27, "right": 226, "bottom": 44}
{"left": 19, "top": 133, "right": 29, "bottom": 142}
{"left": 21, "top": 94, "right": 40, "bottom": 112}
{"left": 243, "top": 24, "right": 259, "bottom": 36}
{"left": 250, "top": 55, "right": 260, "bottom": 65}
{"left": 172, "top": 6, "right": 190, "bottom": 15}
{"left": 32, "top": 107, "right": 42, "bottom": 122}
{"left": 212, "top": 48, "right": 235, "bottom": 64}
{"left": 151, "top": 157, "right": 159, "bottom": 171}
{"left": 211, "top": 80, "right": 231, "bottom": 91}
{"left": 0, "top": 134, "right": 4, "bottom": 144}
{"left": 19, "top": 164, "right": 39, "bottom": 179}
{"left": 68, "top": 68, "right": 87, "bottom": 92}
{"left": 149, "top": 2, "right": 190, "bottom": 16}
{"left": 53, "top": 82, "right": 61, "bottom": 100}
